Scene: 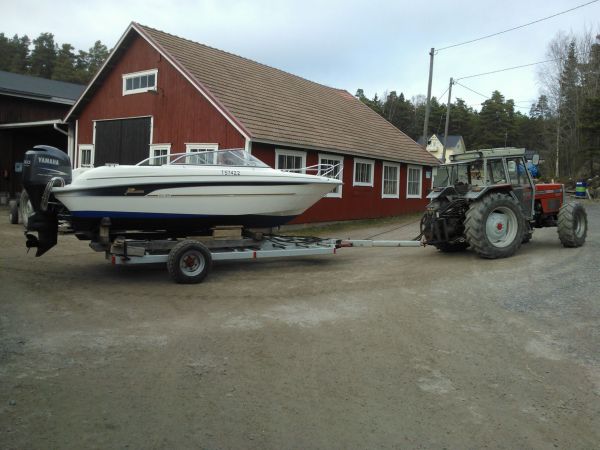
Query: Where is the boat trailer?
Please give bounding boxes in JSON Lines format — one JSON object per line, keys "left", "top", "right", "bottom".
{"left": 96, "top": 227, "right": 422, "bottom": 284}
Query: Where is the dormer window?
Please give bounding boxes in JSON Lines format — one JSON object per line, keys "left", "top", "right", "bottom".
{"left": 122, "top": 69, "right": 157, "bottom": 95}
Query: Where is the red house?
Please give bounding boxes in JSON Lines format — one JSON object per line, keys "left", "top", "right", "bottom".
{"left": 65, "top": 23, "right": 438, "bottom": 224}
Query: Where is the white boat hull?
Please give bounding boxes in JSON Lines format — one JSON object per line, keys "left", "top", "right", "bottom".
{"left": 52, "top": 165, "right": 341, "bottom": 232}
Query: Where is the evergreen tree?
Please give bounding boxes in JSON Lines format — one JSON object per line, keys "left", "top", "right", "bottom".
{"left": 86, "top": 40, "right": 109, "bottom": 78}
{"left": 474, "top": 91, "right": 514, "bottom": 149}
{"left": 29, "top": 32, "right": 57, "bottom": 78}
{"left": 52, "top": 43, "right": 77, "bottom": 82}
{"left": 0, "top": 33, "right": 30, "bottom": 73}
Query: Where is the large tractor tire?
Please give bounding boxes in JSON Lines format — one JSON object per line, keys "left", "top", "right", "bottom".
{"left": 464, "top": 192, "right": 525, "bottom": 259}
{"left": 557, "top": 202, "right": 587, "bottom": 248}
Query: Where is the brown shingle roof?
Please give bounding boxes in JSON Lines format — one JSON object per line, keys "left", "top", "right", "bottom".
{"left": 137, "top": 23, "right": 438, "bottom": 166}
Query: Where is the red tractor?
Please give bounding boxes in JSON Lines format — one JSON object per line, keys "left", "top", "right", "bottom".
{"left": 420, "top": 148, "right": 587, "bottom": 259}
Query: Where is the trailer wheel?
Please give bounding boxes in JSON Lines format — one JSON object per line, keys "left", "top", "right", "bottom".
{"left": 557, "top": 202, "right": 587, "bottom": 248}
{"left": 9, "top": 201, "right": 19, "bottom": 224}
{"left": 465, "top": 192, "right": 525, "bottom": 259}
{"left": 167, "top": 240, "right": 212, "bottom": 284}
{"left": 19, "top": 190, "right": 33, "bottom": 228}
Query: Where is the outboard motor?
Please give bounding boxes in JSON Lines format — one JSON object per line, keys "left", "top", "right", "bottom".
{"left": 22, "top": 145, "right": 72, "bottom": 256}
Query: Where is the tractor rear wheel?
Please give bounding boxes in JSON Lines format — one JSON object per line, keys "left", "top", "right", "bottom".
{"left": 465, "top": 192, "right": 525, "bottom": 259}
{"left": 557, "top": 202, "right": 587, "bottom": 247}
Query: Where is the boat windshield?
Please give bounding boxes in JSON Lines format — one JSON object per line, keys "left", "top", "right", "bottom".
{"left": 137, "top": 149, "right": 269, "bottom": 168}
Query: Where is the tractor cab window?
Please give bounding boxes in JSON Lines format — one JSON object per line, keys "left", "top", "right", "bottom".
{"left": 433, "top": 166, "right": 450, "bottom": 188}
{"left": 487, "top": 159, "right": 506, "bottom": 184}
{"left": 469, "top": 160, "right": 484, "bottom": 186}
{"left": 455, "top": 164, "right": 470, "bottom": 185}
{"left": 507, "top": 157, "right": 528, "bottom": 186}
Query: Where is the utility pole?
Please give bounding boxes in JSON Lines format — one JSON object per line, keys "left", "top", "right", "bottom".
{"left": 441, "top": 77, "right": 454, "bottom": 163}
{"left": 422, "top": 48, "right": 435, "bottom": 146}
{"left": 555, "top": 113, "right": 560, "bottom": 178}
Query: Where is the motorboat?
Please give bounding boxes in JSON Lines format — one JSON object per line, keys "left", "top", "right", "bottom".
{"left": 21, "top": 146, "right": 342, "bottom": 256}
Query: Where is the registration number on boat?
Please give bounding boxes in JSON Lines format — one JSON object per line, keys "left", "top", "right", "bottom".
{"left": 221, "top": 170, "right": 241, "bottom": 176}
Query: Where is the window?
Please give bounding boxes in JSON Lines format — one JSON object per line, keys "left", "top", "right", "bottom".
{"left": 78, "top": 144, "right": 94, "bottom": 168}
{"left": 353, "top": 158, "right": 374, "bottom": 186}
{"left": 506, "top": 157, "right": 528, "bottom": 186}
{"left": 149, "top": 144, "right": 171, "bottom": 165}
{"left": 382, "top": 162, "right": 400, "bottom": 198}
{"left": 185, "top": 143, "right": 218, "bottom": 165}
{"left": 275, "top": 149, "right": 306, "bottom": 173}
{"left": 122, "top": 69, "right": 158, "bottom": 95}
{"left": 487, "top": 159, "right": 507, "bottom": 184}
{"left": 407, "top": 165, "right": 422, "bottom": 198}
{"left": 319, "top": 153, "right": 343, "bottom": 198}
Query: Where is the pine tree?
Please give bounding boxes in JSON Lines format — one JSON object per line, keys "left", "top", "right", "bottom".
{"left": 29, "top": 32, "right": 57, "bottom": 78}
{"left": 53, "top": 43, "right": 77, "bottom": 82}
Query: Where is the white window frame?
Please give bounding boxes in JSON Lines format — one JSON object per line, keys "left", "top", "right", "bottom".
{"left": 382, "top": 162, "right": 400, "bottom": 199}
{"left": 353, "top": 158, "right": 374, "bottom": 187}
{"left": 185, "top": 143, "right": 219, "bottom": 164}
{"left": 149, "top": 143, "right": 171, "bottom": 165}
{"left": 78, "top": 144, "right": 94, "bottom": 168}
{"left": 122, "top": 69, "right": 158, "bottom": 96}
{"left": 275, "top": 149, "right": 306, "bottom": 173}
{"left": 318, "top": 153, "right": 343, "bottom": 198}
{"left": 406, "top": 165, "right": 423, "bottom": 199}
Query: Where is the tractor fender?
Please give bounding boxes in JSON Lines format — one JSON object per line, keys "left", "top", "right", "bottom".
{"left": 427, "top": 185, "right": 459, "bottom": 200}
{"left": 464, "top": 184, "right": 514, "bottom": 201}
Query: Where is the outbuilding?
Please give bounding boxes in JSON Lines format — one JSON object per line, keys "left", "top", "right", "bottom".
{"left": 0, "top": 70, "right": 84, "bottom": 201}
{"left": 65, "top": 23, "right": 438, "bottom": 224}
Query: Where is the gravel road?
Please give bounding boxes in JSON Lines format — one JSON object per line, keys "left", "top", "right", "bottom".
{"left": 1, "top": 201, "right": 599, "bottom": 449}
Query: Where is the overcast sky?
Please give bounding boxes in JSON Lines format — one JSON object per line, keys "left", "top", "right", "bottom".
{"left": 2, "top": 0, "right": 599, "bottom": 113}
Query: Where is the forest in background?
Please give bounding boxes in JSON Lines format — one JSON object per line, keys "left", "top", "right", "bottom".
{"left": 0, "top": 32, "right": 109, "bottom": 84}
{"left": 0, "top": 29, "right": 598, "bottom": 179}
{"left": 356, "top": 30, "right": 600, "bottom": 180}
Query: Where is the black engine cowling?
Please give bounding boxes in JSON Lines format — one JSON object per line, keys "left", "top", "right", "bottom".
{"left": 22, "top": 145, "right": 72, "bottom": 256}
{"left": 23, "top": 145, "right": 72, "bottom": 212}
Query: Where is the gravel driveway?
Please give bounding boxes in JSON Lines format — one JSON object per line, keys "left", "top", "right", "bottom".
{"left": 1, "top": 201, "right": 598, "bottom": 449}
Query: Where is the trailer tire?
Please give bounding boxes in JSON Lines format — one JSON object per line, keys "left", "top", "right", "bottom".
{"left": 167, "top": 240, "right": 212, "bottom": 284}
{"left": 9, "top": 201, "right": 19, "bottom": 224}
{"left": 19, "top": 190, "right": 33, "bottom": 228}
{"left": 557, "top": 202, "right": 587, "bottom": 248}
{"left": 465, "top": 192, "right": 525, "bottom": 259}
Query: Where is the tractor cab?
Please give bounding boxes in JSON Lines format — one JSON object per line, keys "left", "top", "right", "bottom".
{"left": 431, "top": 148, "right": 535, "bottom": 221}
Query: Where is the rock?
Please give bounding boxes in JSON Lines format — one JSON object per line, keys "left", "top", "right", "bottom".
{"left": 8, "top": 400, "right": 16, "bottom": 406}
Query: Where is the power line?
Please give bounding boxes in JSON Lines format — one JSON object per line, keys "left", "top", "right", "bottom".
{"left": 455, "top": 48, "right": 600, "bottom": 81}
{"left": 437, "top": 0, "right": 599, "bottom": 52}
{"left": 454, "top": 82, "right": 534, "bottom": 110}
{"left": 437, "top": 85, "right": 450, "bottom": 100}
{"left": 454, "top": 81, "right": 487, "bottom": 99}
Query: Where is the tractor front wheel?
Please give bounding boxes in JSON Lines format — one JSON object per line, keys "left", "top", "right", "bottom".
{"left": 557, "top": 202, "right": 587, "bottom": 248}
{"left": 465, "top": 193, "right": 525, "bottom": 259}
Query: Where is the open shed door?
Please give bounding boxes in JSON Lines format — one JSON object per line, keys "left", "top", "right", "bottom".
{"left": 94, "top": 117, "right": 151, "bottom": 166}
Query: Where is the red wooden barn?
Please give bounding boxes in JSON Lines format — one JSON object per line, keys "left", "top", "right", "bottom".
{"left": 65, "top": 22, "right": 439, "bottom": 224}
